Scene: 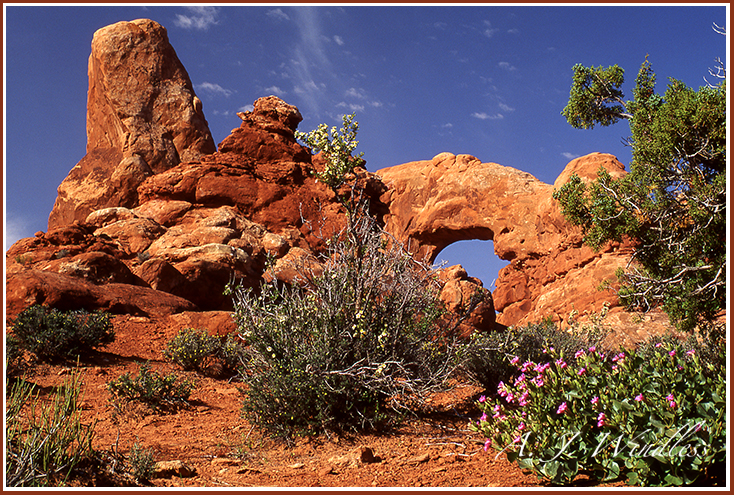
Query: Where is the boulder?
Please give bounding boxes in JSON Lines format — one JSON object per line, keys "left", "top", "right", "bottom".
{"left": 438, "top": 265, "right": 495, "bottom": 336}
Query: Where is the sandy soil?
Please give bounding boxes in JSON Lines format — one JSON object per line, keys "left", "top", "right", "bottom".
{"left": 10, "top": 314, "right": 630, "bottom": 488}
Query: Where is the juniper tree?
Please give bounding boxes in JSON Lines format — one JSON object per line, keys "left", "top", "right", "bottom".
{"left": 555, "top": 54, "right": 726, "bottom": 332}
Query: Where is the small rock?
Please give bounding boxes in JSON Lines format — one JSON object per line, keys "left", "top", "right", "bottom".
{"left": 327, "top": 446, "right": 376, "bottom": 468}
{"left": 318, "top": 466, "right": 334, "bottom": 477}
{"left": 236, "top": 466, "right": 262, "bottom": 474}
{"left": 289, "top": 462, "right": 305, "bottom": 469}
{"left": 211, "top": 457, "right": 239, "bottom": 466}
{"left": 402, "top": 453, "right": 430, "bottom": 465}
{"left": 153, "top": 460, "right": 197, "bottom": 479}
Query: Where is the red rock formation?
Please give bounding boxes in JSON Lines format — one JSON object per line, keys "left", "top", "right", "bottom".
{"left": 378, "top": 152, "right": 634, "bottom": 327}
{"left": 48, "top": 19, "right": 216, "bottom": 230}
{"left": 6, "top": 18, "right": 667, "bottom": 341}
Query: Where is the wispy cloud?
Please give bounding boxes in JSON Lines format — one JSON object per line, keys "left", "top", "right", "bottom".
{"left": 483, "top": 20, "right": 499, "bottom": 38}
{"left": 344, "top": 87, "right": 383, "bottom": 110}
{"left": 507, "top": 28, "right": 520, "bottom": 35}
{"left": 441, "top": 123, "right": 453, "bottom": 128}
{"left": 288, "top": 7, "right": 333, "bottom": 115}
{"left": 345, "top": 87, "right": 366, "bottom": 99}
{"left": 498, "top": 61, "right": 517, "bottom": 71}
{"left": 498, "top": 102, "right": 515, "bottom": 112}
{"left": 197, "top": 82, "right": 233, "bottom": 97}
{"left": 561, "top": 152, "right": 581, "bottom": 160}
{"left": 264, "top": 85, "right": 287, "bottom": 96}
{"left": 472, "top": 112, "right": 504, "bottom": 120}
{"left": 174, "top": 6, "right": 219, "bottom": 30}
{"left": 333, "top": 35, "right": 344, "bottom": 46}
{"left": 337, "top": 102, "right": 365, "bottom": 112}
{"left": 5, "top": 213, "right": 32, "bottom": 250}
{"left": 239, "top": 104, "right": 255, "bottom": 113}
{"left": 266, "top": 8, "right": 290, "bottom": 22}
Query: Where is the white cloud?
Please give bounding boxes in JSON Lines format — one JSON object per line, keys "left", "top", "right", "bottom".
{"left": 368, "top": 100, "right": 383, "bottom": 108}
{"left": 561, "top": 152, "right": 581, "bottom": 160}
{"left": 483, "top": 20, "right": 499, "bottom": 38}
{"left": 345, "top": 87, "right": 366, "bottom": 99}
{"left": 441, "top": 123, "right": 454, "bottom": 128}
{"left": 333, "top": 35, "right": 344, "bottom": 46}
{"left": 472, "top": 112, "right": 504, "bottom": 120}
{"left": 498, "top": 61, "right": 517, "bottom": 71}
{"left": 507, "top": 28, "right": 520, "bottom": 35}
{"left": 5, "top": 213, "right": 33, "bottom": 250}
{"left": 197, "top": 82, "right": 233, "bottom": 97}
{"left": 266, "top": 8, "right": 290, "bottom": 22}
{"left": 498, "top": 102, "right": 515, "bottom": 112}
{"left": 174, "top": 6, "right": 219, "bottom": 30}
{"left": 264, "top": 85, "right": 286, "bottom": 96}
{"left": 239, "top": 104, "right": 255, "bottom": 113}
{"left": 337, "top": 102, "right": 365, "bottom": 112}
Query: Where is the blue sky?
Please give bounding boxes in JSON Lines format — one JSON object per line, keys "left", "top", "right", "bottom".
{"left": 4, "top": 4, "right": 728, "bottom": 288}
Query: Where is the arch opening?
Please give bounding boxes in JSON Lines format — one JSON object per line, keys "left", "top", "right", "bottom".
{"left": 435, "top": 239, "right": 509, "bottom": 291}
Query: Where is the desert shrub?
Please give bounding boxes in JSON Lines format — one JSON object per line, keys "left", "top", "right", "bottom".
{"left": 127, "top": 442, "right": 156, "bottom": 482}
{"left": 164, "top": 328, "right": 247, "bottom": 377}
{"left": 463, "top": 314, "right": 609, "bottom": 392}
{"left": 107, "top": 362, "right": 195, "bottom": 412}
{"left": 164, "top": 328, "right": 220, "bottom": 371}
{"left": 472, "top": 331, "right": 726, "bottom": 486}
{"left": 218, "top": 333, "right": 248, "bottom": 375}
{"left": 10, "top": 305, "right": 114, "bottom": 362}
{"left": 5, "top": 333, "right": 23, "bottom": 378}
{"left": 230, "top": 211, "right": 461, "bottom": 440}
{"left": 6, "top": 369, "right": 97, "bottom": 486}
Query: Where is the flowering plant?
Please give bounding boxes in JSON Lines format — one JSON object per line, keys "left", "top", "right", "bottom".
{"left": 472, "top": 331, "right": 726, "bottom": 486}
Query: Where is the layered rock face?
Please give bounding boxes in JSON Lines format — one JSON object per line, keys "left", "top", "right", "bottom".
{"left": 6, "top": 18, "right": 660, "bottom": 342}
{"left": 48, "top": 19, "right": 216, "bottom": 230}
{"left": 378, "top": 152, "right": 633, "bottom": 327}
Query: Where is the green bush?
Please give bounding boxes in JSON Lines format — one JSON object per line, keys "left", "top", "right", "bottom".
{"left": 230, "top": 211, "right": 460, "bottom": 440}
{"left": 463, "top": 316, "right": 608, "bottom": 392}
{"left": 218, "top": 333, "right": 247, "bottom": 375}
{"left": 5, "top": 333, "right": 23, "bottom": 378}
{"left": 107, "top": 362, "right": 195, "bottom": 412}
{"left": 164, "top": 328, "right": 220, "bottom": 371}
{"left": 164, "top": 328, "right": 246, "bottom": 377}
{"left": 127, "top": 442, "right": 156, "bottom": 482}
{"left": 472, "top": 331, "right": 726, "bottom": 486}
{"left": 6, "top": 369, "right": 97, "bottom": 486}
{"left": 10, "top": 305, "right": 114, "bottom": 362}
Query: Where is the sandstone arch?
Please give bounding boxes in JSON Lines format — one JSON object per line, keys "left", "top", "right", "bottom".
{"left": 377, "top": 151, "right": 632, "bottom": 327}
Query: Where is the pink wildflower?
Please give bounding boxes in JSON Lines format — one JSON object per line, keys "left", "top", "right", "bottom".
{"left": 555, "top": 358, "right": 567, "bottom": 369}
{"left": 669, "top": 350, "right": 676, "bottom": 357}
{"left": 510, "top": 355, "right": 520, "bottom": 365}
{"left": 686, "top": 349, "right": 695, "bottom": 356}
{"left": 597, "top": 412, "right": 606, "bottom": 427}
{"left": 479, "top": 395, "right": 486, "bottom": 403}
{"left": 577, "top": 367, "right": 586, "bottom": 376}
{"left": 574, "top": 349, "right": 585, "bottom": 359}
{"left": 484, "top": 439, "right": 492, "bottom": 451}
{"left": 480, "top": 412, "right": 488, "bottom": 422}
{"left": 591, "top": 396, "right": 599, "bottom": 405}
{"left": 655, "top": 342, "right": 663, "bottom": 348}
{"left": 635, "top": 393, "right": 645, "bottom": 402}
{"left": 556, "top": 402, "right": 568, "bottom": 414}
{"left": 518, "top": 421, "right": 526, "bottom": 431}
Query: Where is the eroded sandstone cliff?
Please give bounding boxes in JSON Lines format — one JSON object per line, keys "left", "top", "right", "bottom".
{"left": 6, "top": 18, "right": 668, "bottom": 343}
